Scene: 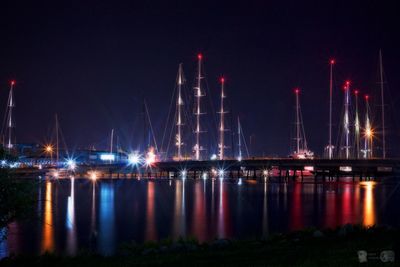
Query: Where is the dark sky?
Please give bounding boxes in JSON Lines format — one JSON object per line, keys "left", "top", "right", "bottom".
{"left": 0, "top": 0, "right": 399, "bottom": 157}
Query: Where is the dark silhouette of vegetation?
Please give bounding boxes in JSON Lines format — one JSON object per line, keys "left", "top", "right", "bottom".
{"left": 1, "top": 225, "right": 398, "bottom": 266}
{"left": 0, "top": 148, "right": 35, "bottom": 238}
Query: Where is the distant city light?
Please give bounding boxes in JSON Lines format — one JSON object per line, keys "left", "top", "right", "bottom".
{"left": 210, "top": 154, "right": 217, "bottom": 160}
{"left": 202, "top": 172, "right": 207, "bottom": 180}
{"left": 218, "top": 169, "right": 225, "bottom": 177}
{"left": 53, "top": 171, "right": 59, "bottom": 178}
{"left": 100, "top": 153, "right": 115, "bottom": 161}
{"left": 238, "top": 178, "right": 243, "bottom": 185}
{"left": 263, "top": 169, "right": 269, "bottom": 176}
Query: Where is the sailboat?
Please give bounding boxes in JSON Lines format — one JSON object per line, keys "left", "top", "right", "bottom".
{"left": 290, "top": 88, "right": 314, "bottom": 159}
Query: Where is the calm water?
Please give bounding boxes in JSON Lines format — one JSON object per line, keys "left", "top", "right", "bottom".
{"left": 1, "top": 177, "right": 400, "bottom": 257}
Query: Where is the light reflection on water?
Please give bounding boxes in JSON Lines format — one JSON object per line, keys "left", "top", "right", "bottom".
{"left": 2, "top": 178, "right": 400, "bottom": 257}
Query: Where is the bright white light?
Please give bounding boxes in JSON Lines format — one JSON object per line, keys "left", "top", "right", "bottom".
{"left": 66, "top": 159, "right": 76, "bottom": 170}
{"left": 128, "top": 152, "right": 141, "bottom": 165}
{"left": 210, "top": 154, "right": 218, "bottom": 160}
{"left": 218, "top": 169, "right": 225, "bottom": 177}
{"left": 180, "top": 169, "right": 187, "bottom": 177}
{"left": 53, "top": 171, "right": 59, "bottom": 178}
{"left": 1, "top": 160, "right": 7, "bottom": 167}
{"left": 237, "top": 156, "right": 242, "bottom": 162}
{"left": 238, "top": 178, "right": 243, "bottom": 185}
{"left": 100, "top": 154, "right": 115, "bottom": 161}
{"left": 202, "top": 172, "right": 207, "bottom": 180}
{"left": 263, "top": 169, "right": 269, "bottom": 176}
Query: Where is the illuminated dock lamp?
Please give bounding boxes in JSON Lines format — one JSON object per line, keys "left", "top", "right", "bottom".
{"left": 202, "top": 172, "right": 208, "bottom": 180}
{"left": 145, "top": 147, "right": 156, "bottom": 167}
{"left": 263, "top": 169, "right": 269, "bottom": 177}
{"left": 89, "top": 171, "right": 98, "bottom": 181}
{"left": 180, "top": 169, "right": 187, "bottom": 178}
{"left": 218, "top": 168, "right": 225, "bottom": 177}
{"left": 66, "top": 159, "right": 76, "bottom": 170}
{"left": 210, "top": 154, "right": 218, "bottom": 160}
{"left": 128, "top": 152, "right": 141, "bottom": 166}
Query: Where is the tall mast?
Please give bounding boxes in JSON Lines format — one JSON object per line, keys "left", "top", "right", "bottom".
{"left": 194, "top": 54, "right": 203, "bottom": 160}
{"left": 237, "top": 117, "right": 242, "bottom": 161}
{"left": 364, "top": 95, "right": 372, "bottom": 159}
{"left": 354, "top": 90, "right": 360, "bottom": 159}
{"left": 218, "top": 77, "right": 226, "bottom": 160}
{"left": 110, "top": 128, "right": 114, "bottom": 154}
{"left": 328, "top": 59, "right": 335, "bottom": 159}
{"left": 7, "top": 81, "right": 15, "bottom": 152}
{"left": 379, "top": 50, "right": 386, "bottom": 158}
{"left": 55, "top": 114, "right": 59, "bottom": 165}
{"left": 295, "top": 88, "right": 301, "bottom": 153}
{"left": 176, "top": 63, "right": 184, "bottom": 160}
{"left": 343, "top": 81, "right": 351, "bottom": 159}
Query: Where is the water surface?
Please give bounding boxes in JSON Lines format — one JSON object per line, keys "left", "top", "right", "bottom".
{"left": 1, "top": 177, "right": 400, "bottom": 257}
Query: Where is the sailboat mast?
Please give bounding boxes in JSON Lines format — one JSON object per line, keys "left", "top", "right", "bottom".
{"left": 354, "top": 90, "right": 360, "bottom": 159}
{"left": 364, "top": 95, "right": 372, "bottom": 158}
{"left": 237, "top": 117, "right": 242, "bottom": 161}
{"left": 176, "top": 63, "right": 184, "bottom": 160}
{"left": 7, "top": 81, "right": 15, "bottom": 151}
{"left": 295, "top": 88, "right": 300, "bottom": 153}
{"left": 55, "top": 114, "right": 59, "bottom": 165}
{"left": 218, "top": 77, "right": 226, "bottom": 160}
{"left": 343, "top": 81, "right": 351, "bottom": 159}
{"left": 194, "top": 54, "right": 203, "bottom": 160}
{"left": 328, "top": 59, "right": 335, "bottom": 159}
{"left": 110, "top": 128, "right": 114, "bottom": 154}
{"left": 379, "top": 50, "right": 386, "bottom": 158}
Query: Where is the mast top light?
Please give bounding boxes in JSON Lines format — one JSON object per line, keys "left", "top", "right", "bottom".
{"left": 330, "top": 59, "right": 335, "bottom": 65}
{"left": 294, "top": 88, "right": 300, "bottom": 94}
{"left": 354, "top": 89, "right": 359, "bottom": 95}
{"left": 10, "top": 80, "right": 15, "bottom": 86}
{"left": 197, "top": 53, "right": 203, "bottom": 60}
{"left": 220, "top": 77, "right": 225, "bottom": 83}
{"left": 365, "top": 94, "right": 369, "bottom": 100}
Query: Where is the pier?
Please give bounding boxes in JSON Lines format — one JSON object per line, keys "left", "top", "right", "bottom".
{"left": 12, "top": 158, "right": 400, "bottom": 182}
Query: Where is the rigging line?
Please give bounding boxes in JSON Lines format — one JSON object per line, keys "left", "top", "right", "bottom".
{"left": 165, "top": 110, "right": 177, "bottom": 159}
{"left": 160, "top": 82, "right": 177, "bottom": 155}
{"left": 239, "top": 122, "right": 250, "bottom": 158}
{"left": 144, "top": 100, "right": 159, "bottom": 152}
{"left": 0, "top": 89, "right": 12, "bottom": 138}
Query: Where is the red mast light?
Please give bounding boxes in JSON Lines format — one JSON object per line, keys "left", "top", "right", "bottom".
{"left": 10, "top": 80, "right": 15, "bottom": 86}
{"left": 330, "top": 59, "right": 335, "bottom": 65}
{"left": 197, "top": 53, "right": 203, "bottom": 60}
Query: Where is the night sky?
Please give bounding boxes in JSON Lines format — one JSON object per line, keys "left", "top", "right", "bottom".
{"left": 1, "top": 1, "right": 399, "bottom": 157}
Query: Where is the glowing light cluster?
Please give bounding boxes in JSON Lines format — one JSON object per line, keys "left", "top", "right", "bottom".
{"left": 145, "top": 147, "right": 157, "bottom": 166}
